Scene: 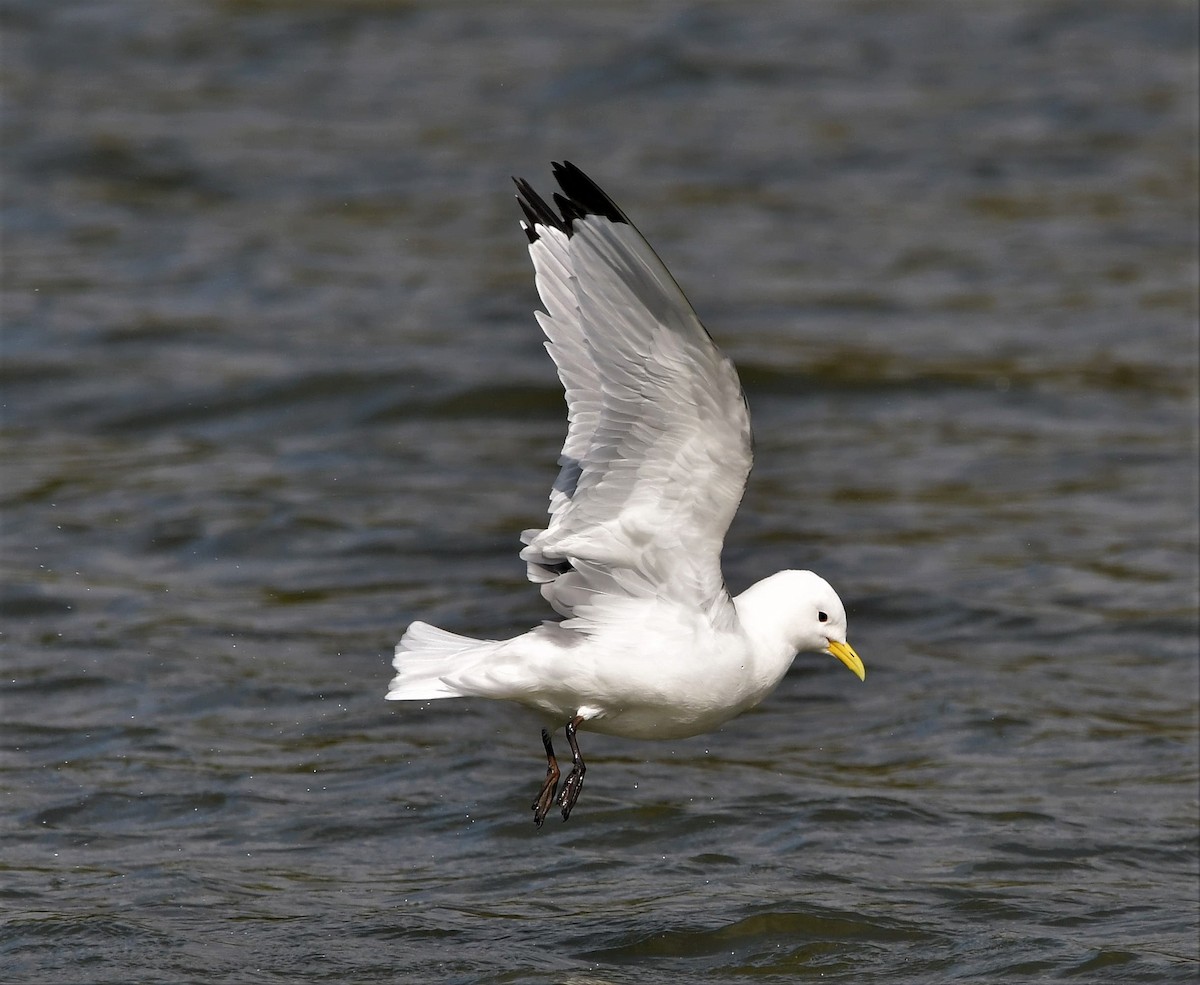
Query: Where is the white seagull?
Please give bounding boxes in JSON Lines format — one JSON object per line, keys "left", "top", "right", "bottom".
{"left": 387, "top": 162, "right": 865, "bottom": 826}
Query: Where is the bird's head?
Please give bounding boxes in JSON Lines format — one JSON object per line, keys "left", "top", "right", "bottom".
{"left": 737, "top": 569, "right": 866, "bottom": 681}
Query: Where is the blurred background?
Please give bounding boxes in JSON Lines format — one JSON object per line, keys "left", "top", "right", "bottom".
{"left": 2, "top": 2, "right": 1197, "bottom": 982}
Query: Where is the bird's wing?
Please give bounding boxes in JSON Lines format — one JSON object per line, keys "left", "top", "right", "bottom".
{"left": 513, "top": 162, "right": 752, "bottom": 622}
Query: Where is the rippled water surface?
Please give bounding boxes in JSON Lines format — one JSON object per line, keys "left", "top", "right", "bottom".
{"left": 3, "top": 2, "right": 1198, "bottom": 982}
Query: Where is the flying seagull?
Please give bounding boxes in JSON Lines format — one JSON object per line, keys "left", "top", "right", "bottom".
{"left": 386, "top": 162, "right": 865, "bottom": 826}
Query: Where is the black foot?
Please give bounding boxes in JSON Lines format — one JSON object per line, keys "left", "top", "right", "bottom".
{"left": 532, "top": 717, "right": 587, "bottom": 826}
{"left": 558, "top": 716, "right": 586, "bottom": 822}
{"left": 532, "top": 728, "right": 559, "bottom": 827}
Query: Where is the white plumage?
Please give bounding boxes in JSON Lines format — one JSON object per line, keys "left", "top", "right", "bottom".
{"left": 387, "top": 162, "right": 865, "bottom": 824}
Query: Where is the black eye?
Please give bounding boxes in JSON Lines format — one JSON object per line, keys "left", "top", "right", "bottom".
{"left": 817, "top": 611, "right": 828, "bottom": 623}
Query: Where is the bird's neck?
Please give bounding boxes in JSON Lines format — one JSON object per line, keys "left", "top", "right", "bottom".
{"left": 732, "top": 574, "right": 803, "bottom": 688}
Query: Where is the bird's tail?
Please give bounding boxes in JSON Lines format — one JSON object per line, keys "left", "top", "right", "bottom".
{"left": 385, "top": 621, "right": 496, "bottom": 701}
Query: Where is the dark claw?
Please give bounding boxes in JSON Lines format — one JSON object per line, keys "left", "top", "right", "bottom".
{"left": 559, "top": 765, "right": 585, "bottom": 821}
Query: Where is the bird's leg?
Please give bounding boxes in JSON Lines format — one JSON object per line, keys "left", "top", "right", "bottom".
{"left": 557, "top": 715, "right": 586, "bottom": 821}
{"left": 531, "top": 728, "right": 560, "bottom": 827}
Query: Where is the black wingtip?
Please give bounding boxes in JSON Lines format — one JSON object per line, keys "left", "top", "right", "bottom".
{"left": 513, "top": 176, "right": 567, "bottom": 241}
{"left": 552, "top": 161, "right": 629, "bottom": 227}
{"left": 513, "top": 162, "right": 630, "bottom": 241}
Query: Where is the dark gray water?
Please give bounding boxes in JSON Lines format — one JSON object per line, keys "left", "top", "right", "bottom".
{"left": 3, "top": 2, "right": 1198, "bottom": 982}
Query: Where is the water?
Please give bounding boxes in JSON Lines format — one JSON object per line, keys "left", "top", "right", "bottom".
{"left": 2, "top": 1, "right": 1197, "bottom": 981}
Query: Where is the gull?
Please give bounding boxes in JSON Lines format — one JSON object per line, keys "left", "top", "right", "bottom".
{"left": 386, "top": 162, "right": 865, "bottom": 826}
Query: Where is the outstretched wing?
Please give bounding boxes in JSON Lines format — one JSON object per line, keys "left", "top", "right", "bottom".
{"left": 514, "top": 162, "right": 752, "bottom": 622}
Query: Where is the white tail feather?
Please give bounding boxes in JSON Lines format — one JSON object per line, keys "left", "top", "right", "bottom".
{"left": 386, "top": 621, "right": 490, "bottom": 701}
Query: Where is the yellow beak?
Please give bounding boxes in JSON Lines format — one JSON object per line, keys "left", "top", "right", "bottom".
{"left": 827, "top": 639, "right": 866, "bottom": 681}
